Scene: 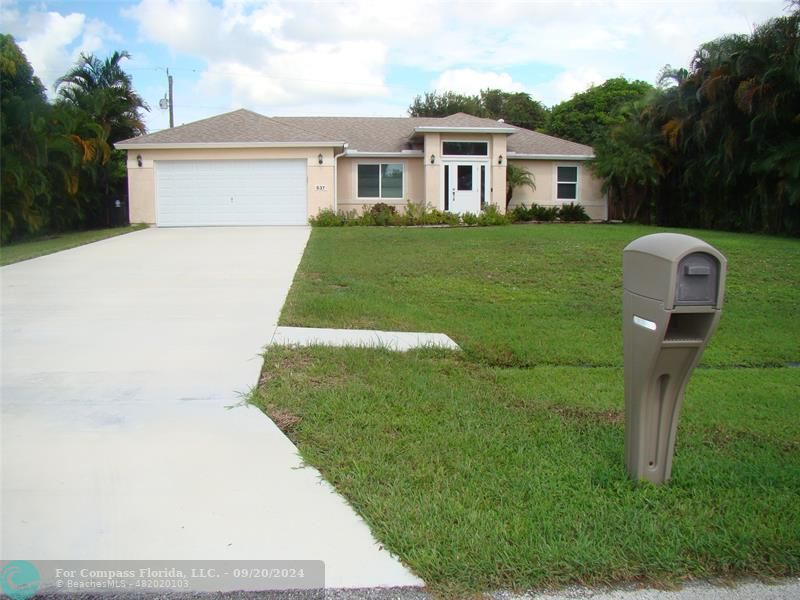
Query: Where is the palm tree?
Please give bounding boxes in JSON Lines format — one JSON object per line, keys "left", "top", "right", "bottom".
{"left": 56, "top": 50, "right": 148, "bottom": 142}
{"left": 55, "top": 51, "right": 147, "bottom": 228}
{"left": 505, "top": 164, "right": 535, "bottom": 208}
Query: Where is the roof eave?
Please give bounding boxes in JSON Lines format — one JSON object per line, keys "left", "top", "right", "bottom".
{"left": 508, "top": 153, "right": 595, "bottom": 161}
{"left": 413, "top": 126, "right": 518, "bottom": 134}
{"left": 114, "top": 141, "right": 347, "bottom": 150}
{"left": 344, "top": 150, "right": 424, "bottom": 157}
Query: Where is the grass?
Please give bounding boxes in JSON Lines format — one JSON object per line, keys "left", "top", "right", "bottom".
{"left": 0, "top": 224, "right": 147, "bottom": 266}
{"left": 253, "top": 224, "right": 800, "bottom": 595}
{"left": 280, "top": 224, "right": 800, "bottom": 367}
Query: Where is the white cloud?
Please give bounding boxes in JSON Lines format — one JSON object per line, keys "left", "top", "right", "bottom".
{"left": 125, "top": 0, "right": 393, "bottom": 111}
{"left": 548, "top": 67, "right": 607, "bottom": 105}
{"left": 118, "top": 0, "right": 787, "bottom": 124}
{"left": 431, "top": 69, "right": 528, "bottom": 95}
{"left": 1, "top": 2, "right": 119, "bottom": 96}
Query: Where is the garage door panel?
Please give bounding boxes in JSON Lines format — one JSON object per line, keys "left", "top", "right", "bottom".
{"left": 156, "top": 159, "right": 307, "bottom": 226}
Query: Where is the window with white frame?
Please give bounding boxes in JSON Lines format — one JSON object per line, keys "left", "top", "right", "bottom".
{"left": 357, "top": 163, "right": 403, "bottom": 199}
{"left": 556, "top": 165, "right": 579, "bottom": 201}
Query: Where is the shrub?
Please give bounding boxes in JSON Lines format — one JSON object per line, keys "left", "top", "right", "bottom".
{"left": 402, "top": 200, "right": 430, "bottom": 225}
{"left": 531, "top": 204, "right": 560, "bottom": 221}
{"left": 354, "top": 211, "right": 376, "bottom": 226}
{"left": 369, "top": 202, "right": 397, "bottom": 226}
{"left": 309, "top": 209, "right": 346, "bottom": 227}
{"left": 461, "top": 212, "right": 479, "bottom": 225}
{"left": 369, "top": 202, "right": 396, "bottom": 217}
{"left": 477, "top": 204, "right": 509, "bottom": 226}
{"left": 559, "top": 202, "right": 590, "bottom": 222}
{"left": 423, "top": 209, "right": 461, "bottom": 225}
{"left": 442, "top": 211, "right": 461, "bottom": 226}
{"left": 510, "top": 204, "right": 534, "bottom": 222}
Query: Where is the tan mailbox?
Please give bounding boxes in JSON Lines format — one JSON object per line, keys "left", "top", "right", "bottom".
{"left": 623, "top": 233, "right": 726, "bottom": 484}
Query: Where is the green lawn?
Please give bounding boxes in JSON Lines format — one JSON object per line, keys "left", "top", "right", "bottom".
{"left": 253, "top": 224, "right": 800, "bottom": 595}
{"left": 280, "top": 225, "right": 800, "bottom": 368}
{"left": 0, "top": 224, "right": 147, "bottom": 266}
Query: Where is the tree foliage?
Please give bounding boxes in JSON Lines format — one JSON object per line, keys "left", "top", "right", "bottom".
{"left": 0, "top": 38, "right": 148, "bottom": 243}
{"left": 546, "top": 77, "right": 654, "bottom": 145}
{"left": 642, "top": 6, "right": 800, "bottom": 234}
{"left": 505, "top": 163, "right": 535, "bottom": 208}
{"left": 590, "top": 5, "right": 800, "bottom": 235}
{"left": 0, "top": 34, "right": 49, "bottom": 239}
{"left": 409, "top": 89, "right": 548, "bottom": 129}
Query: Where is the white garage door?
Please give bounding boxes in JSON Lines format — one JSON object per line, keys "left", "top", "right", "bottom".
{"left": 156, "top": 159, "right": 307, "bottom": 226}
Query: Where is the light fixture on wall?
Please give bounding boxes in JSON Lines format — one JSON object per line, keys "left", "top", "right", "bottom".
{"left": 136, "top": 154, "right": 143, "bottom": 167}
{"left": 498, "top": 155, "right": 503, "bottom": 165}
{"left": 318, "top": 153, "right": 323, "bottom": 165}
{"left": 430, "top": 154, "right": 435, "bottom": 164}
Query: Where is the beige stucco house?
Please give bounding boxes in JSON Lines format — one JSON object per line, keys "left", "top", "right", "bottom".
{"left": 116, "top": 109, "right": 605, "bottom": 226}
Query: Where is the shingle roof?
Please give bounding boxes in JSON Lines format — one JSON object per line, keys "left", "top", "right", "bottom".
{"left": 117, "top": 109, "right": 594, "bottom": 156}
{"left": 116, "top": 109, "right": 343, "bottom": 145}
{"left": 505, "top": 128, "right": 594, "bottom": 156}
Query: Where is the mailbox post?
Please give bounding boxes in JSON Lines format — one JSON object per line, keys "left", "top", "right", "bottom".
{"left": 623, "top": 233, "right": 726, "bottom": 484}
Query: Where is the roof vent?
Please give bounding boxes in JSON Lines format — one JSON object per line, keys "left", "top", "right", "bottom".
{"left": 497, "top": 118, "right": 505, "bottom": 123}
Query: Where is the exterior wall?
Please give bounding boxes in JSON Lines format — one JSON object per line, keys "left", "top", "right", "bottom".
{"left": 508, "top": 159, "right": 607, "bottom": 220}
{"left": 424, "top": 133, "right": 441, "bottom": 211}
{"left": 126, "top": 147, "right": 336, "bottom": 224}
{"left": 491, "top": 134, "right": 507, "bottom": 212}
{"left": 337, "top": 156, "right": 424, "bottom": 214}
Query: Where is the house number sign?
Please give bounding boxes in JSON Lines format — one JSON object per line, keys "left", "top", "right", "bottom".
{"left": 315, "top": 185, "right": 328, "bottom": 191}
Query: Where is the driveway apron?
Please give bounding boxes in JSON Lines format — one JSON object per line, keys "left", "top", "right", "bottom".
{"left": 1, "top": 227, "right": 422, "bottom": 589}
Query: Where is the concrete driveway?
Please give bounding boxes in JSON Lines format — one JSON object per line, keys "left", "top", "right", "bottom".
{"left": 1, "top": 227, "right": 422, "bottom": 589}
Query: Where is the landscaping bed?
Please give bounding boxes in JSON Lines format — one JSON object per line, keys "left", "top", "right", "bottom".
{"left": 251, "top": 224, "right": 800, "bottom": 595}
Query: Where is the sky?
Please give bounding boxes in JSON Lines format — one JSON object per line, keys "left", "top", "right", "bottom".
{"left": 1, "top": 0, "right": 790, "bottom": 133}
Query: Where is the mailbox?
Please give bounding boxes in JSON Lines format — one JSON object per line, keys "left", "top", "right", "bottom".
{"left": 623, "top": 233, "right": 726, "bottom": 484}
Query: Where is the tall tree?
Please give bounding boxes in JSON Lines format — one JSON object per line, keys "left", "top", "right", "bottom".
{"left": 591, "top": 105, "right": 660, "bottom": 222}
{"left": 546, "top": 77, "right": 654, "bottom": 145}
{"left": 641, "top": 5, "right": 800, "bottom": 233}
{"left": 55, "top": 51, "right": 149, "bottom": 229}
{"left": 408, "top": 91, "right": 483, "bottom": 119}
{"left": 55, "top": 50, "right": 148, "bottom": 143}
{"left": 480, "top": 89, "right": 548, "bottom": 129}
{"left": 0, "top": 34, "right": 50, "bottom": 241}
{"left": 408, "top": 89, "right": 548, "bottom": 129}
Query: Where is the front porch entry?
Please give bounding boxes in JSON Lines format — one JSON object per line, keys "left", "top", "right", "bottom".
{"left": 443, "top": 161, "right": 488, "bottom": 215}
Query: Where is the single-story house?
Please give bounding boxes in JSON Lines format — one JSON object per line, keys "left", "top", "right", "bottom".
{"left": 116, "top": 109, "right": 606, "bottom": 226}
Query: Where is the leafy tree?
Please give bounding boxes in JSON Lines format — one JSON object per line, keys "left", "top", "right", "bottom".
{"left": 0, "top": 43, "right": 147, "bottom": 243}
{"left": 640, "top": 4, "right": 800, "bottom": 234}
{"left": 480, "top": 89, "right": 547, "bottom": 129}
{"left": 546, "top": 77, "right": 654, "bottom": 145}
{"left": 591, "top": 105, "right": 660, "bottom": 222}
{"left": 505, "top": 163, "right": 535, "bottom": 208}
{"left": 408, "top": 91, "right": 483, "bottom": 119}
{"left": 409, "top": 89, "right": 547, "bottom": 129}
{"left": 0, "top": 34, "right": 50, "bottom": 241}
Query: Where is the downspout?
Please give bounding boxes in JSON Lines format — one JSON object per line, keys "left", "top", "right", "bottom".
{"left": 333, "top": 144, "right": 349, "bottom": 213}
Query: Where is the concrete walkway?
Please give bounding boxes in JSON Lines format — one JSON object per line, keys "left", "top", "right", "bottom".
{"left": 272, "top": 326, "right": 460, "bottom": 351}
{"left": 1, "top": 227, "right": 422, "bottom": 589}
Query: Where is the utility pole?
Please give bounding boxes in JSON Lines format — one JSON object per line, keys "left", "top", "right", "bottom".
{"left": 167, "top": 68, "right": 174, "bottom": 128}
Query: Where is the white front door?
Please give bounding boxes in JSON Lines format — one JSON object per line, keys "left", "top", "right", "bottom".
{"left": 444, "top": 162, "right": 485, "bottom": 215}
